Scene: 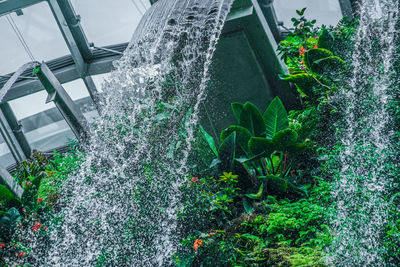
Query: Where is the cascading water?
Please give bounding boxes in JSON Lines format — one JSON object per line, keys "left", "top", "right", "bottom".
{"left": 329, "top": 0, "right": 399, "bottom": 265}
{"left": 30, "top": 0, "right": 234, "bottom": 265}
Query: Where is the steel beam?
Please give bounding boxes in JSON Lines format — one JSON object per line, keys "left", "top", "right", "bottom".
{"left": 0, "top": 0, "right": 43, "bottom": 16}
{"left": 83, "top": 76, "right": 102, "bottom": 113}
{"left": 257, "top": 0, "right": 283, "bottom": 42}
{"left": 53, "top": 0, "right": 92, "bottom": 61}
{"left": 1, "top": 51, "right": 123, "bottom": 102}
{"left": 0, "top": 166, "right": 24, "bottom": 199}
{"left": 0, "top": 103, "right": 31, "bottom": 158}
{"left": 35, "top": 63, "right": 89, "bottom": 140}
{"left": 47, "top": 0, "right": 88, "bottom": 77}
{"left": 0, "top": 109, "right": 27, "bottom": 163}
{"left": 338, "top": 0, "right": 354, "bottom": 18}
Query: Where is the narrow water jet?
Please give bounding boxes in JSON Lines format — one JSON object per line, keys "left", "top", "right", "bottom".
{"left": 31, "top": 0, "right": 234, "bottom": 265}
{"left": 329, "top": 0, "right": 399, "bottom": 265}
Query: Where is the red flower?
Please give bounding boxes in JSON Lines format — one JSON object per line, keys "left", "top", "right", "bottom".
{"left": 0, "top": 243, "right": 5, "bottom": 248}
{"left": 299, "top": 46, "right": 306, "bottom": 56}
{"left": 44, "top": 226, "right": 48, "bottom": 230}
{"left": 193, "top": 239, "right": 203, "bottom": 251}
{"left": 37, "top": 198, "right": 43, "bottom": 204}
{"left": 189, "top": 177, "right": 199, "bottom": 184}
{"left": 208, "top": 230, "right": 217, "bottom": 237}
{"left": 313, "top": 45, "right": 318, "bottom": 49}
{"left": 32, "top": 222, "right": 42, "bottom": 232}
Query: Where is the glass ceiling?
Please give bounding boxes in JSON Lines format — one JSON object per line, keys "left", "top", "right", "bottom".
{"left": 273, "top": 0, "right": 343, "bottom": 28}
{"left": 70, "top": 0, "right": 151, "bottom": 47}
{"left": 0, "top": 1, "right": 70, "bottom": 76}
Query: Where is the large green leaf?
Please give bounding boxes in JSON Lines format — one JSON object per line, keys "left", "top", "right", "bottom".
{"left": 199, "top": 125, "right": 218, "bottom": 157}
{"left": 281, "top": 73, "right": 318, "bottom": 98}
{"left": 262, "top": 97, "right": 289, "bottom": 139}
{"left": 220, "top": 125, "right": 252, "bottom": 156}
{"left": 0, "top": 207, "right": 21, "bottom": 240}
{"left": 248, "top": 137, "right": 275, "bottom": 156}
{"left": 231, "top": 102, "right": 244, "bottom": 124}
{"left": 313, "top": 56, "right": 347, "bottom": 74}
{"left": 318, "top": 29, "right": 335, "bottom": 51}
{"left": 218, "top": 132, "right": 236, "bottom": 171}
{"left": 272, "top": 129, "right": 298, "bottom": 151}
{"left": 259, "top": 175, "right": 288, "bottom": 193}
{"left": 245, "top": 183, "right": 264, "bottom": 200}
{"left": 242, "top": 197, "right": 254, "bottom": 214}
{"left": 303, "top": 48, "right": 334, "bottom": 74}
{"left": 239, "top": 102, "right": 266, "bottom": 137}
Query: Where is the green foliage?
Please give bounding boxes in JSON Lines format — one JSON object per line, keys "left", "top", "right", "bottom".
{"left": 239, "top": 102, "right": 266, "bottom": 137}
{"left": 0, "top": 207, "right": 21, "bottom": 242}
{"left": 263, "top": 97, "right": 289, "bottom": 139}
{"left": 177, "top": 182, "right": 332, "bottom": 266}
{"left": 277, "top": 9, "right": 356, "bottom": 105}
{"left": 0, "top": 185, "right": 20, "bottom": 211}
{"left": 200, "top": 97, "right": 310, "bottom": 201}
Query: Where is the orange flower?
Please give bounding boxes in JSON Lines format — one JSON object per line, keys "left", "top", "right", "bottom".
{"left": 299, "top": 46, "right": 306, "bottom": 56}
{"left": 189, "top": 177, "right": 199, "bottom": 184}
{"left": 193, "top": 239, "right": 203, "bottom": 251}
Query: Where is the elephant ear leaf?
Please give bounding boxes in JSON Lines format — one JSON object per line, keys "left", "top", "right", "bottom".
{"left": 303, "top": 48, "right": 334, "bottom": 74}
{"left": 263, "top": 97, "right": 289, "bottom": 139}
{"left": 272, "top": 129, "right": 298, "bottom": 151}
{"left": 218, "top": 132, "right": 236, "bottom": 171}
{"left": 248, "top": 137, "right": 274, "bottom": 156}
{"left": 242, "top": 197, "right": 254, "bottom": 214}
{"left": 231, "top": 102, "right": 244, "bottom": 124}
{"left": 245, "top": 183, "right": 264, "bottom": 200}
{"left": 220, "top": 126, "right": 252, "bottom": 156}
{"left": 259, "top": 175, "right": 288, "bottom": 194}
{"left": 199, "top": 125, "right": 218, "bottom": 157}
{"left": 281, "top": 73, "right": 318, "bottom": 99}
{"left": 318, "top": 29, "right": 335, "bottom": 51}
{"left": 239, "top": 102, "right": 266, "bottom": 137}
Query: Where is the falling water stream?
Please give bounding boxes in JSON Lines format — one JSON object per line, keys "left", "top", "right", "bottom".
{"left": 330, "top": 0, "right": 399, "bottom": 265}
{"left": 11, "top": 0, "right": 400, "bottom": 265}
{"left": 30, "top": 0, "right": 234, "bottom": 265}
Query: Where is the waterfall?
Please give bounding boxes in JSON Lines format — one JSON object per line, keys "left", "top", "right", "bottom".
{"left": 329, "top": 0, "right": 399, "bottom": 265}
{"left": 34, "top": 0, "right": 234, "bottom": 265}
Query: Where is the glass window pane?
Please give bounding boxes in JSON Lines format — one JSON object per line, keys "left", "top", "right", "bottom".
{"left": 0, "top": 1, "right": 70, "bottom": 75}
{"left": 0, "top": 16, "right": 31, "bottom": 75}
{"left": 63, "top": 79, "right": 99, "bottom": 122}
{"left": 70, "top": 0, "right": 150, "bottom": 46}
{"left": 9, "top": 91, "right": 76, "bottom": 152}
{"left": 9, "top": 91, "right": 56, "bottom": 121}
{"left": 0, "top": 135, "right": 16, "bottom": 168}
{"left": 273, "top": 0, "right": 342, "bottom": 28}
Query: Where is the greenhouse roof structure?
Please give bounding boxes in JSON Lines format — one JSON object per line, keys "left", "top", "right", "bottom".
{"left": 0, "top": 0, "right": 354, "bottom": 171}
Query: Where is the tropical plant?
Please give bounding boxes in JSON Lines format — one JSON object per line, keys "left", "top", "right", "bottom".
{"left": 200, "top": 97, "right": 310, "bottom": 205}
{"left": 0, "top": 207, "right": 21, "bottom": 242}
